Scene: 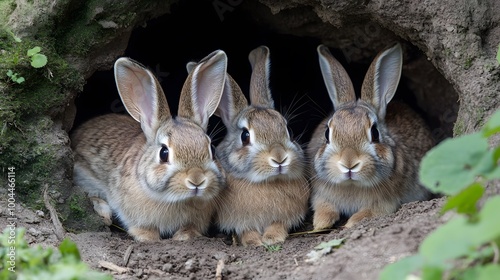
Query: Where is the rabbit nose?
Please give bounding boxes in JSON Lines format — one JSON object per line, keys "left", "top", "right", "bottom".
{"left": 338, "top": 161, "right": 362, "bottom": 173}
{"left": 269, "top": 156, "right": 289, "bottom": 167}
{"left": 185, "top": 168, "right": 207, "bottom": 189}
{"left": 186, "top": 178, "right": 207, "bottom": 190}
{"left": 269, "top": 145, "right": 289, "bottom": 167}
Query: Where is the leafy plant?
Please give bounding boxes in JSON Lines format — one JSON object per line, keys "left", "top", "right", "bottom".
{"left": 3, "top": 32, "right": 48, "bottom": 83}
{"left": 305, "top": 238, "right": 344, "bottom": 262}
{"left": 0, "top": 228, "right": 112, "bottom": 280}
{"left": 380, "top": 110, "right": 500, "bottom": 280}
{"left": 6, "top": 70, "right": 25, "bottom": 84}
{"left": 263, "top": 244, "right": 283, "bottom": 253}
{"left": 27, "top": 47, "right": 48, "bottom": 68}
{"left": 313, "top": 238, "right": 345, "bottom": 250}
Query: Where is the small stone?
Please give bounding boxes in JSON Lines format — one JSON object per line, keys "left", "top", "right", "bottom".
{"left": 98, "top": 20, "right": 118, "bottom": 29}
{"left": 162, "top": 263, "right": 173, "bottom": 272}
{"left": 213, "top": 251, "right": 227, "bottom": 261}
{"left": 134, "top": 268, "right": 143, "bottom": 277}
{"left": 136, "top": 253, "right": 145, "bottom": 259}
{"left": 184, "top": 259, "right": 195, "bottom": 271}
{"left": 28, "top": 227, "right": 41, "bottom": 236}
{"left": 350, "top": 230, "right": 362, "bottom": 239}
{"left": 35, "top": 210, "right": 45, "bottom": 217}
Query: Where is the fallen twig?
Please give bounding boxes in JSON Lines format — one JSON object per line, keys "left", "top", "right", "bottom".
{"left": 123, "top": 244, "right": 134, "bottom": 266}
{"left": 99, "top": 260, "right": 130, "bottom": 274}
{"left": 43, "top": 184, "right": 65, "bottom": 240}
{"left": 216, "top": 259, "right": 225, "bottom": 280}
{"left": 288, "top": 228, "right": 334, "bottom": 236}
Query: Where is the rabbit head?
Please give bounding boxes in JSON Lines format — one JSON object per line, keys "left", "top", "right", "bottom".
{"left": 114, "top": 50, "right": 227, "bottom": 203}
{"left": 214, "top": 46, "right": 306, "bottom": 183}
{"left": 310, "top": 43, "right": 404, "bottom": 187}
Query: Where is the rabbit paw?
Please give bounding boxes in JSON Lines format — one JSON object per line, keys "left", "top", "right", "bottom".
{"left": 128, "top": 227, "right": 161, "bottom": 242}
{"left": 344, "top": 209, "right": 373, "bottom": 228}
{"left": 262, "top": 223, "right": 288, "bottom": 245}
{"left": 313, "top": 202, "right": 340, "bottom": 230}
{"left": 172, "top": 227, "right": 202, "bottom": 241}
{"left": 89, "top": 197, "right": 112, "bottom": 226}
{"left": 240, "top": 231, "right": 263, "bottom": 247}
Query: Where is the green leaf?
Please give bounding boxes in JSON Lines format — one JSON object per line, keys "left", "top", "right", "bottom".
{"left": 59, "top": 238, "right": 81, "bottom": 261}
{"left": 420, "top": 196, "right": 500, "bottom": 265}
{"left": 27, "top": 46, "right": 41, "bottom": 56}
{"left": 462, "top": 264, "right": 500, "bottom": 280}
{"left": 441, "top": 183, "right": 484, "bottom": 215}
{"left": 7, "top": 69, "right": 13, "bottom": 77}
{"left": 420, "top": 133, "right": 490, "bottom": 195}
{"left": 482, "top": 110, "right": 500, "bottom": 137}
{"left": 379, "top": 255, "right": 424, "bottom": 280}
{"left": 263, "top": 244, "right": 282, "bottom": 252}
{"left": 16, "top": 77, "right": 25, "bottom": 84}
{"left": 422, "top": 266, "right": 443, "bottom": 280}
{"left": 6, "top": 29, "right": 22, "bottom": 42}
{"left": 314, "top": 238, "right": 344, "bottom": 250}
{"left": 487, "top": 146, "right": 500, "bottom": 180}
{"left": 30, "top": 53, "right": 48, "bottom": 68}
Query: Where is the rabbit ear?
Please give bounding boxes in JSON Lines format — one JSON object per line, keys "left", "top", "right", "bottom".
{"left": 178, "top": 50, "right": 227, "bottom": 130}
{"left": 248, "top": 45, "right": 274, "bottom": 108}
{"left": 215, "top": 74, "right": 248, "bottom": 126}
{"left": 186, "top": 61, "right": 196, "bottom": 73}
{"left": 361, "top": 43, "right": 403, "bottom": 119}
{"left": 114, "top": 57, "right": 171, "bottom": 142}
{"left": 317, "top": 44, "right": 356, "bottom": 110}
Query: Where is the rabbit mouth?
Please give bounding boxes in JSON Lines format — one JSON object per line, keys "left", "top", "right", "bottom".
{"left": 343, "top": 170, "right": 357, "bottom": 180}
{"left": 188, "top": 187, "right": 204, "bottom": 197}
{"left": 274, "top": 165, "right": 287, "bottom": 175}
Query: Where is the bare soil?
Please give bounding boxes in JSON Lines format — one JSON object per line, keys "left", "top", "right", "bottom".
{"left": 1, "top": 195, "right": 447, "bottom": 280}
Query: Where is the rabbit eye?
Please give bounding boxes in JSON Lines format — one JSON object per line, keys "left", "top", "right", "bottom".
{"left": 241, "top": 128, "right": 250, "bottom": 146}
{"left": 370, "top": 123, "right": 380, "bottom": 143}
{"left": 324, "top": 127, "right": 330, "bottom": 144}
{"left": 159, "top": 145, "right": 169, "bottom": 163}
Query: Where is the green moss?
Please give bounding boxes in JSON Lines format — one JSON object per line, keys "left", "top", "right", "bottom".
{"left": 69, "top": 195, "right": 86, "bottom": 220}
{"left": 464, "top": 57, "right": 473, "bottom": 69}
{"left": 0, "top": 26, "right": 83, "bottom": 212}
{"left": 58, "top": 22, "right": 105, "bottom": 56}
{"left": 61, "top": 191, "right": 108, "bottom": 233}
{"left": 475, "top": 107, "right": 486, "bottom": 128}
{"left": 1, "top": 0, "right": 172, "bottom": 232}
{"left": 453, "top": 118, "right": 465, "bottom": 136}
{"left": 1, "top": 118, "right": 58, "bottom": 206}
{"left": 0, "top": 0, "right": 16, "bottom": 26}
{"left": 54, "top": 0, "right": 142, "bottom": 56}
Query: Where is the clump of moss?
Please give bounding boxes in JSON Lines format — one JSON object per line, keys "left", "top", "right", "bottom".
{"left": 0, "top": 0, "right": 16, "bottom": 27}
{"left": 54, "top": 0, "right": 140, "bottom": 56}
{"left": 62, "top": 191, "right": 109, "bottom": 232}
{"left": 0, "top": 26, "right": 84, "bottom": 214}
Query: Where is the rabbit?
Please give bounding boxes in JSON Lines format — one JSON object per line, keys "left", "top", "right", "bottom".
{"left": 70, "top": 50, "right": 228, "bottom": 242}
{"left": 307, "top": 43, "right": 435, "bottom": 230}
{"left": 206, "top": 46, "right": 310, "bottom": 246}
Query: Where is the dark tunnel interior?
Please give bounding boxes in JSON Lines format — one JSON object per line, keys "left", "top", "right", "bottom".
{"left": 73, "top": 0, "right": 451, "bottom": 147}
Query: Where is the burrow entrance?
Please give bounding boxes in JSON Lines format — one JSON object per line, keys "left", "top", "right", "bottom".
{"left": 72, "top": 0, "right": 459, "bottom": 147}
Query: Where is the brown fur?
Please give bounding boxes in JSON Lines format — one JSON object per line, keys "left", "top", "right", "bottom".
{"left": 71, "top": 52, "right": 228, "bottom": 241}
{"left": 215, "top": 46, "right": 311, "bottom": 246}
{"left": 308, "top": 43, "right": 434, "bottom": 230}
